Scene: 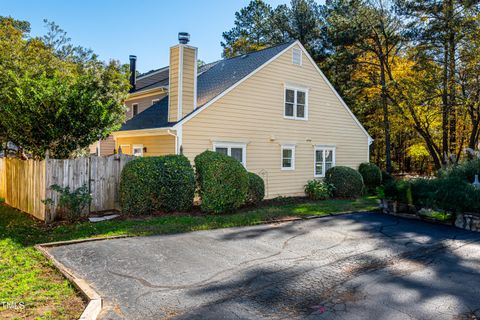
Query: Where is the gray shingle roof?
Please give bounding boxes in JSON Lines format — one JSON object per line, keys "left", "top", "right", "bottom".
{"left": 120, "top": 41, "right": 294, "bottom": 131}
{"left": 120, "top": 96, "right": 174, "bottom": 131}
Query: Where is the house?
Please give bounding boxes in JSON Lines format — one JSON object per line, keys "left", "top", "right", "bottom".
{"left": 99, "top": 32, "right": 372, "bottom": 198}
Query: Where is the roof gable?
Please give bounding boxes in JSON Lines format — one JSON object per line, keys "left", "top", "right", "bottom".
{"left": 122, "top": 41, "right": 371, "bottom": 142}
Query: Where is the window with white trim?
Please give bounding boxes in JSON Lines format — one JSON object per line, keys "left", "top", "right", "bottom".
{"left": 132, "top": 103, "right": 138, "bottom": 116}
{"left": 133, "top": 144, "right": 144, "bottom": 157}
{"left": 151, "top": 99, "right": 160, "bottom": 105}
{"left": 292, "top": 48, "right": 302, "bottom": 65}
{"left": 314, "top": 146, "right": 335, "bottom": 177}
{"left": 213, "top": 142, "right": 246, "bottom": 167}
{"left": 281, "top": 145, "right": 295, "bottom": 170}
{"left": 284, "top": 87, "right": 307, "bottom": 120}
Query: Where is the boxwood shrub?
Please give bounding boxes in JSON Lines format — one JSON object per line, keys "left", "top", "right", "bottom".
{"left": 247, "top": 172, "right": 265, "bottom": 204}
{"left": 325, "top": 166, "right": 364, "bottom": 198}
{"left": 358, "top": 162, "right": 382, "bottom": 191}
{"left": 195, "top": 150, "right": 249, "bottom": 214}
{"left": 119, "top": 155, "right": 195, "bottom": 215}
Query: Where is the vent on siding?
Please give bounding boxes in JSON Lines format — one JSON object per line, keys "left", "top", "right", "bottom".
{"left": 292, "top": 48, "right": 302, "bottom": 65}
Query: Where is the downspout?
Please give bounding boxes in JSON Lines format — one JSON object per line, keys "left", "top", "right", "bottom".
{"left": 167, "top": 130, "right": 178, "bottom": 155}
{"left": 368, "top": 136, "right": 374, "bottom": 162}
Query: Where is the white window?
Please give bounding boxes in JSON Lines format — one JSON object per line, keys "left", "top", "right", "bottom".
{"left": 133, "top": 144, "right": 144, "bottom": 157}
{"left": 284, "top": 86, "right": 308, "bottom": 120}
{"left": 151, "top": 99, "right": 160, "bottom": 105}
{"left": 292, "top": 48, "right": 302, "bottom": 65}
{"left": 213, "top": 142, "right": 246, "bottom": 167}
{"left": 314, "top": 146, "right": 335, "bottom": 177}
{"left": 281, "top": 145, "right": 295, "bottom": 170}
{"left": 132, "top": 103, "right": 138, "bottom": 116}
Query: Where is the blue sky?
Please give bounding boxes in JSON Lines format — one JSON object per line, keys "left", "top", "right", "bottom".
{"left": 1, "top": 0, "right": 319, "bottom": 73}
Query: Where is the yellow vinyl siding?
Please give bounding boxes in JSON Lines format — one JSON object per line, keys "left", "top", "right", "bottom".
{"left": 115, "top": 135, "right": 175, "bottom": 156}
{"left": 168, "top": 46, "right": 180, "bottom": 122}
{"left": 88, "top": 136, "right": 117, "bottom": 156}
{"left": 181, "top": 47, "right": 196, "bottom": 117}
{"left": 182, "top": 44, "right": 368, "bottom": 198}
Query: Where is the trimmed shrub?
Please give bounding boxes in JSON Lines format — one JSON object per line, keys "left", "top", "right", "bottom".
{"left": 438, "top": 158, "right": 480, "bottom": 183}
{"left": 325, "top": 166, "right": 364, "bottom": 198}
{"left": 410, "top": 178, "right": 438, "bottom": 208}
{"left": 119, "top": 155, "right": 195, "bottom": 215}
{"left": 246, "top": 172, "right": 265, "bottom": 204}
{"left": 304, "top": 179, "right": 335, "bottom": 200}
{"left": 195, "top": 150, "right": 249, "bottom": 214}
{"left": 358, "top": 162, "right": 382, "bottom": 191}
{"left": 381, "top": 170, "right": 394, "bottom": 185}
{"left": 384, "top": 179, "right": 412, "bottom": 204}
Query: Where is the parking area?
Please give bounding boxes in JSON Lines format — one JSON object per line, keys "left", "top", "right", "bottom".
{"left": 47, "top": 213, "right": 480, "bottom": 319}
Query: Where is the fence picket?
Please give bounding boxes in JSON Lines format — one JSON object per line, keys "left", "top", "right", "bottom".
{"left": 0, "top": 154, "right": 134, "bottom": 222}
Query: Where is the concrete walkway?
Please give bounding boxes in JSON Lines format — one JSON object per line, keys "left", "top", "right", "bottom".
{"left": 47, "top": 213, "right": 480, "bottom": 319}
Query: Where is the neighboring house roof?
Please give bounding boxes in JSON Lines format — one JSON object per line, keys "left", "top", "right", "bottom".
{"left": 120, "top": 41, "right": 295, "bottom": 131}
{"left": 134, "top": 67, "right": 169, "bottom": 92}
{"left": 132, "top": 61, "right": 220, "bottom": 94}
{"left": 120, "top": 96, "right": 174, "bottom": 131}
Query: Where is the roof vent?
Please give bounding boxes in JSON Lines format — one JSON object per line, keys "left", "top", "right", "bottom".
{"left": 178, "top": 32, "right": 190, "bottom": 44}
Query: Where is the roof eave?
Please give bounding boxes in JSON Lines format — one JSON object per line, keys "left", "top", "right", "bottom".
{"left": 112, "top": 127, "right": 175, "bottom": 138}
{"left": 128, "top": 86, "right": 168, "bottom": 98}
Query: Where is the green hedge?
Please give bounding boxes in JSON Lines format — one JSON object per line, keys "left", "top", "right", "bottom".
{"left": 119, "top": 155, "right": 195, "bottom": 215}
{"left": 411, "top": 176, "right": 480, "bottom": 213}
{"left": 325, "top": 166, "right": 364, "bottom": 198}
{"left": 383, "top": 159, "right": 480, "bottom": 214}
{"left": 358, "top": 162, "right": 382, "bottom": 191}
{"left": 384, "top": 179, "right": 412, "bottom": 204}
{"left": 195, "top": 150, "right": 249, "bottom": 214}
{"left": 247, "top": 172, "right": 265, "bottom": 204}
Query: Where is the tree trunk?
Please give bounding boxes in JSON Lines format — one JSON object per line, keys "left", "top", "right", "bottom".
{"left": 447, "top": 0, "right": 457, "bottom": 159}
{"left": 442, "top": 42, "right": 450, "bottom": 164}
{"left": 380, "top": 58, "right": 392, "bottom": 173}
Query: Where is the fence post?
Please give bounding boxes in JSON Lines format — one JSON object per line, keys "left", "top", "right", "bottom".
{"left": 88, "top": 155, "right": 92, "bottom": 214}
{"left": 44, "top": 150, "right": 50, "bottom": 223}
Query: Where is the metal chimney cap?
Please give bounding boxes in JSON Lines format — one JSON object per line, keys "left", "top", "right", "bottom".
{"left": 178, "top": 32, "right": 190, "bottom": 44}
{"left": 129, "top": 55, "right": 137, "bottom": 60}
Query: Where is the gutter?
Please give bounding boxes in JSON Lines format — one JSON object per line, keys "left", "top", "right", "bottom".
{"left": 127, "top": 86, "right": 168, "bottom": 99}
{"left": 111, "top": 127, "right": 175, "bottom": 139}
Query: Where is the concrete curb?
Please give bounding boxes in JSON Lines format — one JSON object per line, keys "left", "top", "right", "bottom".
{"left": 35, "top": 243, "right": 105, "bottom": 320}
{"left": 34, "top": 210, "right": 377, "bottom": 319}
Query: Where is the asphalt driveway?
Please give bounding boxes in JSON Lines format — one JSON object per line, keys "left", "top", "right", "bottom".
{"left": 47, "top": 213, "right": 480, "bottom": 320}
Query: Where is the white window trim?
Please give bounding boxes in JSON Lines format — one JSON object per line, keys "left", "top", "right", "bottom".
{"left": 212, "top": 142, "right": 247, "bottom": 168}
{"left": 314, "top": 146, "right": 336, "bottom": 178}
{"left": 284, "top": 84, "right": 309, "bottom": 121}
{"left": 281, "top": 144, "right": 295, "bottom": 170}
{"left": 292, "top": 47, "right": 302, "bottom": 66}
{"left": 132, "top": 144, "right": 144, "bottom": 157}
{"left": 151, "top": 99, "right": 160, "bottom": 105}
{"left": 132, "top": 103, "right": 139, "bottom": 116}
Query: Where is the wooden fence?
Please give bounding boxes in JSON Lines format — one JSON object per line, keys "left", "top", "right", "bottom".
{"left": 0, "top": 154, "right": 134, "bottom": 222}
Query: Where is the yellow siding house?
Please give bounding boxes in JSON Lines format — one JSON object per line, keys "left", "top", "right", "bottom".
{"left": 107, "top": 32, "right": 372, "bottom": 198}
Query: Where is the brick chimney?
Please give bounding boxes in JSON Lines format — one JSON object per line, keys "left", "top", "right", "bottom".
{"left": 168, "top": 32, "right": 197, "bottom": 122}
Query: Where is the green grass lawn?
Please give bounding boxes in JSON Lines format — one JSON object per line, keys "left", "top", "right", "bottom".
{"left": 0, "top": 196, "right": 378, "bottom": 319}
